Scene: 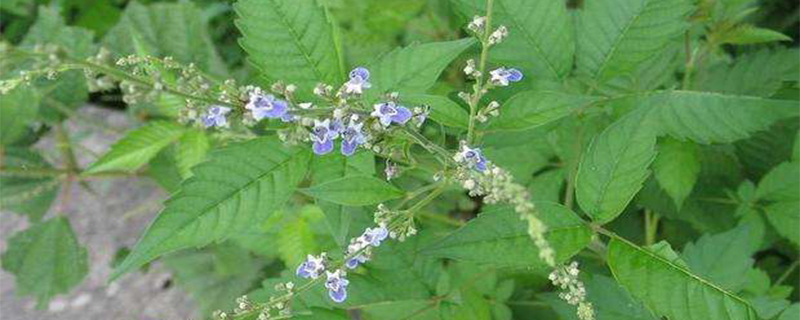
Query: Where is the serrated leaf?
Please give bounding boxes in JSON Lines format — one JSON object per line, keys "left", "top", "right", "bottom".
{"left": 643, "top": 91, "right": 798, "bottom": 144}
{"left": 451, "top": 0, "right": 574, "bottom": 80}
{"left": 301, "top": 174, "right": 403, "bottom": 206}
{"left": 1, "top": 217, "right": 88, "bottom": 308}
{"left": 277, "top": 210, "right": 319, "bottom": 267}
{"left": 403, "top": 94, "right": 468, "bottom": 129}
{"left": 763, "top": 201, "right": 799, "bottom": 246}
{"left": 487, "top": 90, "right": 598, "bottom": 131}
{"left": 0, "top": 148, "right": 60, "bottom": 221}
{"left": 682, "top": 224, "right": 756, "bottom": 291}
{"left": 575, "top": 0, "right": 693, "bottom": 81}
{"left": 422, "top": 203, "right": 593, "bottom": 269}
{"left": 310, "top": 152, "right": 375, "bottom": 245}
{"left": 86, "top": 121, "right": 185, "bottom": 174}
{"left": 756, "top": 161, "right": 799, "bottom": 246}
{"left": 111, "top": 137, "right": 311, "bottom": 279}
{"left": 608, "top": 237, "right": 758, "bottom": 320}
{"left": 365, "top": 38, "right": 475, "bottom": 101}
{"left": 175, "top": 128, "right": 210, "bottom": 179}
{"left": 0, "top": 87, "right": 39, "bottom": 146}
{"left": 542, "top": 275, "right": 658, "bottom": 320}
{"left": 576, "top": 110, "right": 658, "bottom": 223}
{"left": 718, "top": 24, "right": 792, "bottom": 45}
{"left": 104, "top": 1, "right": 227, "bottom": 76}
{"left": 235, "top": 0, "right": 343, "bottom": 98}
{"left": 697, "top": 48, "right": 799, "bottom": 97}
{"left": 653, "top": 138, "right": 700, "bottom": 208}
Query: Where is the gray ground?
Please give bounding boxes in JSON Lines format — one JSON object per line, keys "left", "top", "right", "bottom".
{"left": 1, "top": 107, "right": 199, "bottom": 320}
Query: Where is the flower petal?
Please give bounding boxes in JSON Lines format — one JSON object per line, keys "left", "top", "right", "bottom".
{"left": 313, "top": 139, "right": 334, "bottom": 155}
{"left": 329, "top": 286, "right": 347, "bottom": 303}
{"left": 341, "top": 140, "right": 358, "bottom": 156}
{"left": 391, "top": 106, "right": 412, "bottom": 125}
{"left": 349, "top": 67, "right": 370, "bottom": 80}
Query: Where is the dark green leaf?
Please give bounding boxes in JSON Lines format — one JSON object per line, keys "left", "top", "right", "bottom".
{"left": 301, "top": 174, "right": 403, "bottom": 206}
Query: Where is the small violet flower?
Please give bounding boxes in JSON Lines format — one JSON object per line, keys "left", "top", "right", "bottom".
{"left": 454, "top": 145, "right": 488, "bottom": 172}
{"left": 362, "top": 224, "right": 389, "bottom": 247}
{"left": 489, "top": 67, "right": 523, "bottom": 86}
{"left": 245, "top": 92, "right": 289, "bottom": 121}
{"left": 310, "top": 119, "right": 340, "bottom": 155}
{"left": 341, "top": 120, "right": 367, "bottom": 156}
{"left": 344, "top": 224, "right": 389, "bottom": 269}
{"left": 202, "top": 106, "right": 232, "bottom": 128}
{"left": 371, "top": 101, "right": 412, "bottom": 127}
{"left": 325, "top": 270, "right": 350, "bottom": 303}
{"left": 296, "top": 254, "right": 326, "bottom": 279}
{"left": 343, "top": 67, "right": 372, "bottom": 95}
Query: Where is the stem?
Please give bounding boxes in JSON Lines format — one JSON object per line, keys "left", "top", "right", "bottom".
{"left": 466, "top": 0, "right": 495, "bottom": 145}
{"left": 563, "top": 123, "right": 585, "bottom": 209}
{"left": 407, "top": 184, "right": 447, "bottom": 214}
{"left": 418, "top": 211, "right": 465, "bottom": 227}
{"left": 774, "top": 260, "right": 799, "bottom": 287}
{"left": 644, "top": 209, "right": 660, "bottom": 246}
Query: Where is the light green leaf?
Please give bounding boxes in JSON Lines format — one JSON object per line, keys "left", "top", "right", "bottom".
{"left": 111, "top": 137, "right": 311, "bottom": 279}
{"left": 402, "top": 94, "right": 468, "bottom": 129}
{"left": 487, "top": 90, "right": 598, "bottom": 131}
{"left": 451, "top": 0, "right": 574, "bottom": 79}
{"left": 175, "top": 128, "right": 210, "bottom": 179}
{"left": 86, "top": 121, "right": 186, "bottom": 174}
{"left": 718, "top": 25, "right": 792, "bottom": 45}
{"left": 682, "top": 224, "right": 756, "bottom": 291}
{"left": 608, "top": 237, "right": 758, "bottom": 320}
{"left": 235, "top": 0, "right": 343, "bottom": 97}
{"left": 1, "top": 217, "right": 88, "bottom": 308}
{"left": 301, "top": 175, "right": 403, "bottom": 206}
{"left": 643, "top": 91, "right": 798, "bottom": 144}
{"left": 365, "top": 38, "right": 475, "bottom": 101}
{"left": 0, "top": 148, "right": 60, "bottom": 221}
{"left": 779, "top": 304, "right": 800, "bottom": 320}
{"left": 576, "top": 110, "right": 658, "bottom": 223}
{"left": 653, "top": 137, "right": 700, "bottom": 208}
{"left": 103, "top": 1, "right": 227, "bottom": 76}
{"left": 422, "top": 203, "right": 593, "bottom": 269}
{"left": 277, "top": 207, "right": 320, "bottom": 267}
{"left": 310, "top": 152, "right": 375, "bottom": 245}
{"left": 0, "top": 87, "right": 39, "bottom": 146}
{"left": 575, "top": 0, "right": 693, "bottom": 81}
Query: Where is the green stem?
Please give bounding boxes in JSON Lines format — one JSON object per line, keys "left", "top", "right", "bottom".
{"left": 774, "top": 260, "right": 799, "bottom": 287}
{"left": 644, "top": 209, "right": 660, "bottom": 246}
{"left": 466, "top": 0, "right": 495, "bottom": 145}
{"left": 418, "top": 211, "right": 466, "bottom": 227}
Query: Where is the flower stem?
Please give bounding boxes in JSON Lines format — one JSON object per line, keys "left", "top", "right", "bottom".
{"left": 466, "top": 0, "right": 495, "bottom": 145}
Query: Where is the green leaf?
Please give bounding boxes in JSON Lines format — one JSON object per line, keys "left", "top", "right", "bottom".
{"left": 487, "top": 90, "right": 598, "bottom": 131}
{"left": 402, "top": 94, "right": 468, "bottom": 129}
{"left": 310, "top": 152, "right": 375, "bottom": 245}
{"left": 0, "top": 87, "right": 39, "bottom": 146}
{"left": 175, "top": 128, "right": 210, "bottom": 179}
{"left": 0, "top": 148, "right": 60, "bottom": 221}
{"left": 718, "top": 25, "right": 792, "bottom": 45}
{"left": 301, "top": 174, "right": 403, "bottom": 206}
{"left": 86, "top": 121, "right": 186, "bottom": 174}
{"left": 643, "top": 91, "right": 798, "bottom": 144}
{"left": 277, "top": 206, "right": 321, "bottom": 267}
{"left": 653, "top": 138, "right": 700, "bottom": 208}
{"left": 779, "top": 304, "right": 800, "bottom": 320}
{"left": 608, "top": 237, "right": 758, "bottom": 320}
{"left": 681, "top": 224, "right": 756, "bottom": 291}
{"left": 164, "top": 243, "right": 261, "bottom": 315}
{"left": 697, "top": 48, "right": 799, "bottom": 97}
{"left": 763, "top": 201, "right": 799, "bottom": 247}
{"left": 575, "top": 0, "right": 693, "bottom": 81}
{"left": 576, "top": 110, "right": 658, "bottom": 223}
{"left": 543, "top": 275, "right": 658, "bottom": 320}
{"left": 111, "top": 137, "right": 311, "bottom": 279}
{"left": 451, "top": 0, "right": 574, "bottom": 80}
{"left": 235, "top": 0, "right": 343, "bottom": 97}
{"left": 103, "top": 1, "right": 227, "bottom": 76}
{"left": 422, "top": 203, "right": 593, "bottom": 269}
{"left": 365, "top": 38, "right": 475, "bottom": 101}
{"left": 1, "top": 217, "right": 88, "bottom": 308}
{"left": 756, "top": 161, "right": 799, "bottom": 246}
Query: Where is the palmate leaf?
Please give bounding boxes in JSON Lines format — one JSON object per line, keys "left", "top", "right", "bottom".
{"left": 608, "top": 237, "right": 758, "bottom": 320}
{"left": 111, "top": 137, "right": 311, "bottom": 279}
{"left": 0, "top": 148, "right": 61, "bottom": 221}
{"left": 487, "top": 90, "right": 599, "bottom": 131}
{"left": 86, "top": 121, "right": 185, "bottom": 174}
{"left": 1, "top": 217, "right": 88, "bottom": 308}
{"left": 301, "top": 175, "right": 403, "bottom": 206}
{"left": 451, "top": 0, "right": 574, "bottom": 80}
{"left": 365, "top": 38, "right": 475, "bottom": 101}
{"left": 235, "top": 0, "right": 343, "bottom": 98}
{"left": 422, "top": 203, "right": 593, "bottom": 269}
{"left": 575, "top": 0, "right": 694, "bottom": 81}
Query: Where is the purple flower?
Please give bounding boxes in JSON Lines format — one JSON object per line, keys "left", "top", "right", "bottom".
{"left": 310, "top": 119, "right": 340, "bottom": 155}
{"left": 296, "top": 254, "right": 326, "bottom": 279}
{"left": 489, "top": 67, "right": 523, "bottom": 86}
{"left": 362, "top": 224, "right": 389, "bottom": 247}
{"left": 371, "top": 102, "right": 412, "bottom": 127}
{"left": 202, "top": 106, "right": 232, "bottom": 128}
{"left": 455, "top": 145, "right": 488, "bottom": 172}
{"left": 325, "top": 270, "right": 349, "bottom": 303}
{"left": 341, "top": 121, "right": 366, "bottom": 156}
{"left": 343, "top": 67, "right": 372, "bottom": 95}
{"left": 246, "top": 92, "right": 289, "bottom": 121}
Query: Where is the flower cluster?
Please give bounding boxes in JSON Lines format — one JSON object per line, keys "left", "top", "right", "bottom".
{"left": 373, "top": 203, "right": 417, "bottom": 241}
{"left": 549, "top": 262, "right": 595, "bottom": 320}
